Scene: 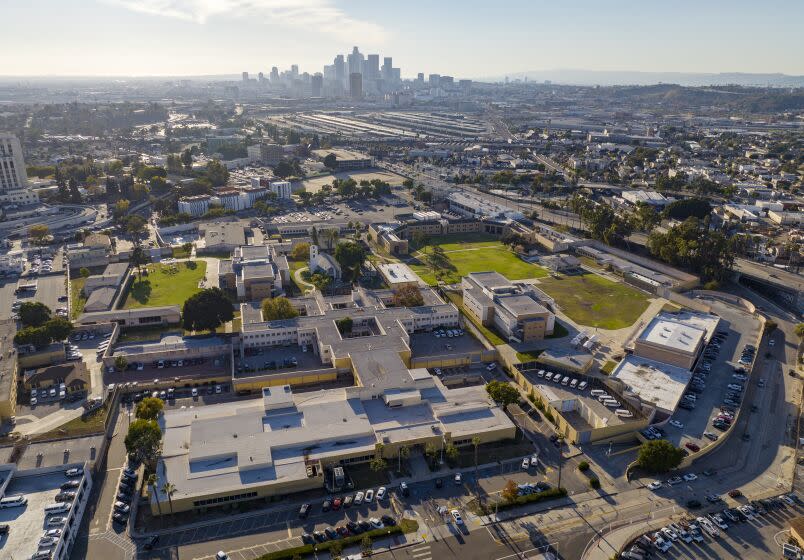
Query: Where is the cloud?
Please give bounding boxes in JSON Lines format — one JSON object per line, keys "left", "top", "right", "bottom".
{"left": 105, "top": 0, "right": 385, "bottom": 42}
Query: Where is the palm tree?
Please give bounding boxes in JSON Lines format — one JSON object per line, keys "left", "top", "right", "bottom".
{"left": 160, "top": 481, "right": 176, "bottom": 515}
{"left": 472, "top": 436, "right": 481, "bottom": 480}
{"left": 398, "top": 445, "right": 410, "bottom": 473}
{"left": 445, "top": 443, "right": 459, "bottom": 464}
{"left": 147, "top": 473, "right": 161, "bottom": 516}
{"left": 425, "top": 441, "right": 437, "bottom": 467}
{"left": 323, "top": 228, "right": 339, "bottom": 250}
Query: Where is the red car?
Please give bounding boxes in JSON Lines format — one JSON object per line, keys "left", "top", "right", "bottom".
{"left": 336, "top": 526, "right": 349, "bottom": 537}
{"left": 685, "top": 442, "right": 700, "bottom": 452}
{"left": 332, "top": 497, "right": 342, "bottom": 510}
{"left": 728, "top": 489, "right": 742, "bottom": 498}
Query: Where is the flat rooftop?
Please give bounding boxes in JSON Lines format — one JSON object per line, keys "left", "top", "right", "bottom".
{"left": 0, "top": 466, "right": 87, "bottom": 560}
{"left": 530, "top": 376, "right": 639, "bottom": 430}
{"left": 638, "top": 317, "right": 706, "bottom": 354}
{"left": 112, "top": 334, "right": 228, "bottom": 357}
{"left": 611, "top": 355, "right": 692, "bottom": 413}
{"left": 378, "top": 263, "right": 423, "bottom": 286}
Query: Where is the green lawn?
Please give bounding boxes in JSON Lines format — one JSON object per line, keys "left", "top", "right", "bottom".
{"left": 69, "top": 276, "right": 87, "bottom": 319}
{"left": 409, "top": 242, "right": 548, "bottom": 286}
{"left": 410, "top": 232, "right": 501, "bottom": 252}
{"left": 538, "top": 272, "right": 650, "bottom": 330}
{"left": 121, "top": 261, "right": 207, "bottom": 309}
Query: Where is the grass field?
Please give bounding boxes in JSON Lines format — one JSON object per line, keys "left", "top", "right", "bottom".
{"left": 122, "top": 261, "right": 207, "bottom": 309}
{"left": 538, "top": 272, "right": 650, "bottom": 330}
{"left": 409, "top": 237, "right": 548, "bottom": 285}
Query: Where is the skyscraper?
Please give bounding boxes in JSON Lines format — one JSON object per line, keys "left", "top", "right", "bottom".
{"left": 349, "top": 73, "right": 363, "bottom": 100}
{"left": 382, "top": 57, "right": 393, "bottom": 81}
{"left": 366, "top": 54, "right": 380, "bottom": 80}
{"left": 242, "top": 71, "right": 249, "bottom": 82}
{"left": 270, "top": 67, "right": 279, "bottom": 82}
{"left": 291, "top": 64, "right": 299, "bottom": 78}
{"left": 347, "top": 46, "right": 364, "bottom": 75}
{"left": 0, "top": 133, "right": 35, "bottom": 204}
{"left": 311, "top": 73, "right": 323, "bottom": 97}
{"left": 334, "top": 55, "right": 345, "bottom": 85}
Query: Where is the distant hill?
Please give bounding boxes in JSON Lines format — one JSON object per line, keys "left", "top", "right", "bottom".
{"left": 483, "top": 69, "right": 804, "bottom": 88}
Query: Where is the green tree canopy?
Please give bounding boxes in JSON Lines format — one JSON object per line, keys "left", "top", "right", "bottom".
{"left": 485, "top": 380, "right": 520, "bottom": 407}
{"left": 662, "top": 198, "right": 712, "bottom": 221}
{"left": 334, "top": 241, "right": 367, "bottom": 281}
{"left": 136, "top": 397, "right": 164, "bottom": 420}
{"left": 335, "top": 316, "right": 353, "bottom": 335}
{"left": 18, "top": 302, "right": 52, "bottom": 327}
{"left": 124, "top": 419, "right": 162, "bottom": 465}
{"left": 636, "top": 440, "right": 686, "bottom": 473}
{"left": 322, "top": 153, "right": 337, "bottom": 170}
{"left": 28, "top": 224, "right": 50, "bottom": 243}
{"left": 290, "top": 242, "right": 310, "bottom": 261}
{"left": 182, "top": 288, "right": 234, "bottom": 332}
{"left": 647, "top": 217, "right": 734, "bottom": 281}
{"left": 205, "top": 159, "right": 229, "bottom": 187}
{"left": 261, "top": 297, "right": 299, "bottom": 321}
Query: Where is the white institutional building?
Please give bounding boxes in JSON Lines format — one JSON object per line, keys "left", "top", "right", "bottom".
{"left": 0, "top": 133, "right": 38, "bottom": 205}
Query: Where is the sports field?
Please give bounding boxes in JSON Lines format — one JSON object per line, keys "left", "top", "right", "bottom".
{"left": 122, "top": 261, "right": 207, "bottom": 309}
{"left": 537, "top": 272, "right": 650, "bottom": 330}
{"left": 408, "top": 235, "right": 548, "bottom": 285}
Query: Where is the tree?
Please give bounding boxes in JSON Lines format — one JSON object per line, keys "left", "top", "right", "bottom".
{"left": 636, "top": 440, "right": 686, "bottom": 473}
{"left": 662, "top": 198, "right": 712, "bottom": 221}
{"left": 79, "top": 267, "right": 90, "bottom": 278}
{"left": 114, "top": 356, "right": 128, "bottom": 372}
{"left": 502, "top": 479, "right": 519, "bottom": 502}
{"left": 68, "top": 177, "right": 82, "bottom": 203}
{"left": 290, "top": 242, "right": 310, "bottom": 261}
{"left": 261, "top": 297, "right": 299, "bottom": 321}
{"left": 370, "top": 443, "right": 387, "bottom": 472}
{"left": 309, "top": 272, "right": 332, "bottom": 291}
{"left": 147, "top": 473, "right": 162, "bottom": 516}
{"left": 647, "top": 217, "right": 734, "bottom": 281}
{"left": 392, "top": 285, "right": 424, "bottom": 307}
{"left": 445, "top": 443, "right": 459, "bottom": 465}
{"left": 180, "top": 149, "right": 193, "bottom": 173}
{"left": 335, "top": 316, "right": 353, "bottom": 335}
{"left": 182, "top": 288, "right": 234, "bottom": 332}
{"left": 113, "top": 199, "right": 130, "bottom": 221}
{"left": 398, "top": 444, "right": 410, "bottom": 473}
{"left": 44, "top": 317, "right": 73, "bottom": 341}
{"left": 18, "top": 302, "right": 51, "bottom": 327}
{"left": 334, "top": 241, "right": 367, "bottom": 281}
{"left": 274, "top": 159, "right": 294, "bottom": 179}
{"left": 125, "top": 419, "right": 162, "bottom": 465}
{"left": 323, "top": 153, "right": 337, "bottom": 170}
{"left": 425, "top": 441, "right": 438, "bottom": 465}
{"left": 130, "top": 245, "right": 148, "bottom": 278}
{"left": 14, "top": 326, "right": 51, "bottom": 348}
{"left": 28, "top": 224, "right": 50, "bottom": 244}
{"left": 361, "top": 535, "right": 373, "bottom": 557}
{"left": 136, "top": 397, "right": 164, "bottom": 420}
{"left": 795, "top": 323, "right": 804, "bottom": 340}
{"left": 161, "top": 481, "right": 176, "bottom": 515}
{"left": 125, "top": 215, "right": 148, "bottom": 242}
{"left": 205, "top": 159, "right": 229, "bottom": 187}
{"left": 485, "top": 380, "right": 520, "bottom": 407}
{"left": 181, "top": 242, "right": 193, "bottom": 256}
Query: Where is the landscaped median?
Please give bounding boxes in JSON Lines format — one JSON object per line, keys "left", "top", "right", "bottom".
{"left": 254, "top": 518, "right": 419, "bottom": 560}
{"left": 469, "top": 487, "right": 568, "bottom": 515}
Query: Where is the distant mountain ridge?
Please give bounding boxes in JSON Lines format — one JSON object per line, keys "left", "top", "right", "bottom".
{"left": 480, "top": 69, "right": 804, "bottom": 88}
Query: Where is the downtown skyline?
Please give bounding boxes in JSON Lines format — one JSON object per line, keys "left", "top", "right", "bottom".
{"left": 0, "top": 0, "right": 803, "bottom": 79}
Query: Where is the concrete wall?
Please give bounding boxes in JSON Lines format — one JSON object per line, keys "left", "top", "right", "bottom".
{"left": 585, "top": 240, "right": 699, "bottom": 290}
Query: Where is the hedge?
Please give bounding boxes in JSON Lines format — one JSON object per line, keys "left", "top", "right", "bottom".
{"left": 480, "top": 487, "right": 567, "bottom": 514}
{"left": 255, "top": 518, "right": 418, "bottom": 560}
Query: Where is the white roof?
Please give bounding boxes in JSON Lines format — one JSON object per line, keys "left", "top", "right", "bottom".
{"left": 378, "top": 262, "right": 423, "bottom": 286}
{"left": 611, "top": 355, "right": 692, "bottom": 413}
{"left": 638, "top": 316, "right": 706, "bottom": 354}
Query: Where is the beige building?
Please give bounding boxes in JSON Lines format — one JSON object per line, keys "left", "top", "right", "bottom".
{"left": 77, "top": 305, "right": 182, "bottom": 327}
{"left": 0, "top": 320, "right": 18, "bottom": 421}
{"left": 632, "top": 313, "right": 719, "bottom": 370}
{"left": 462, "top": 272, "right": 555, "bottom": 343}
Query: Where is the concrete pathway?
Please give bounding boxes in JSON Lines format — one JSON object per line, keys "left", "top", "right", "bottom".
{"left": 293, "top": 265, "right": 315, "bottom": 292}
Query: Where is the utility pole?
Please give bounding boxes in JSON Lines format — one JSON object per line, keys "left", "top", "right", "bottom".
{"left": 557, "top": 440, "right": 563, "bottom": 489}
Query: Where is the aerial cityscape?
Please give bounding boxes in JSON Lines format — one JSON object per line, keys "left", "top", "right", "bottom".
{"left": 0, "top": 2, "right": 803, "bottom": 560}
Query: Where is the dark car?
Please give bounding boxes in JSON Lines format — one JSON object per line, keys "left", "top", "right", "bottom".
{"left": 435, "top": 478, "right": 443, "bottom": 489}
{"left": 55, "top": 492, "right": 76, "bottom": 502}
{"left": 358, "top": 520, "right": 372, "bottom": 532}
{"left": 324, "top": 527, "right": 338, "bottom": 539}
{"left": 313, "top": 531, "right": 327, "bottom": 542}
{"left": 381, "top": 515, "right": 397, "bottom": 526}
{"left": 301, "top": 533, "right": 314, "bottom": 545}
{"left": 685, "top": 442, "right": 700, "bottom": 452}
{"left": 112, "top": 512, "right": 128, "bottom": 525}
{"left": 687, "top": 499, "right": 702, "bottom": 509}
{"left": 336, "top": 526, "right": 349, "bottom": 537}
{"left": 298, "top": 503, "right": 310, "bottom": 518}
{"left": 143, "top": 536, "right": 160, "bottom": 550}
{"left": 116, "top": 492, "right": 131, "bottom": 502}
{"left": 61, "top": 480, "right": 80, "bottom": 490}
{"left": 346, "top": 521, "right": 361, "bottom": 534}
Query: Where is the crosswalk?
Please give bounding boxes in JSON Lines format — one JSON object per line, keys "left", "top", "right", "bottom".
{"left": 410, "top": 544, "right": 432, "bottom": 559}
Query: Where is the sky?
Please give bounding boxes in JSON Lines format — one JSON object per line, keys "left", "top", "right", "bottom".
{"left": 1, "top": 0, "right": 802, "bottom": 78}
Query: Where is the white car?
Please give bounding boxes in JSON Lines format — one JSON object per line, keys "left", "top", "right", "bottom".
{"left": 661, "top": 527, "right": 678, "bottom": 541}
{"left": 647, "top": 481, "right": 663, "bottom": 490}
{"left": 370, "top": 517, "right": 384, "bottom": 529}
{"left": 682, "top": 473, "right": 698, "bottom": 482}
{"left": 521, "top": 458, "right": 530, "bottom": 469}
{"left": 216, "top": 553, "right": 230, "bottom": 560}
{"left": 354, "top": 491, "right": 364, "bottom": 505}
{"left": 191, "top": 388, "right": 198, "bottom": 397}
{"left": 669, "top": 420, "right": 684, "bottom": 429}
{"left": 364, "top": 489, "right": 374, "bottom": 503}
{"left": 530, "top": 454, "right": 539, "bottom": 467}
{"left": 376, "top": 486, "right": 387, "bottom": 501}
{"left": 454, "top": 473, "right": 462, "bottom": 485}
{"left": 451, "top": 509, "right": 464, "bottom": 525}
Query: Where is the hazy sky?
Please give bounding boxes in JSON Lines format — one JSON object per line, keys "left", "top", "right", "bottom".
{"left": 2, "top": 0, "right": 802, "bottom": 78}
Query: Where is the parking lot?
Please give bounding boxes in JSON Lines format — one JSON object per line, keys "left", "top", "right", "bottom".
{"left": 237, "top": 345, "right": 322, "bottom": 377}
{"left": 631, "top": 495, "right": 803, "bottom": 560}
{"left": 147, "top": 490, "right": 403, "bottom": 560}
{"left": 0, "top": 272, "right": 68, "bottom": 322}
{"left": 658, "top": 301, "right": 761, "bottom": 453}
{"left": 409, "top": 329, "right": 487, "bottom": 361}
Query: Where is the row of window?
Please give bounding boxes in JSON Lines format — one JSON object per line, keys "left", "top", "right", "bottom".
{"left": 193, "top": 490, "right": 258, "bottom": 508}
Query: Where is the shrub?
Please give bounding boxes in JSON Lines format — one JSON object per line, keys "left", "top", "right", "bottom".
{"left": 480, "top": 487, "right": 568, "bottom": 514}
{"left": 589, "top": 477, "right": 601, "bottom": 489}
{"left": 578, "top": 461, "right": 590, "bottom": 472}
